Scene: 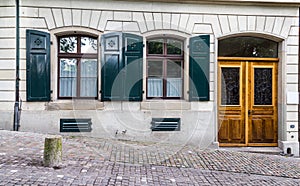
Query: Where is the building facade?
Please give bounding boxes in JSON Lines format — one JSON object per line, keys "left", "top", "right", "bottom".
{"left": 0, "top": 0, "right": 299, "bottom": 155}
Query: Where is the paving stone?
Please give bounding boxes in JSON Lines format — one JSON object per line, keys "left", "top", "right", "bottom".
{"left": 0, "top": 130, "right": 300, "bottom": 185}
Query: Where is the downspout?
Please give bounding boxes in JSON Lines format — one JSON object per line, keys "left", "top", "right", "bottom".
{"left": 13, "top": 0, "right": 21, "bottom": 131}
{"left": 298, "top": 7, "right": 300, "bottom": 144}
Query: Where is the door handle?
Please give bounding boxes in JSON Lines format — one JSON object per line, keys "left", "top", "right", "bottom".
{"left": 248, "top": 110, "right": 252, "bottom": 115}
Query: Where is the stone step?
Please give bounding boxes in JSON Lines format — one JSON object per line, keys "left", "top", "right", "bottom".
{"left": 220, "top": 147, "right": 283, "bottom": 155}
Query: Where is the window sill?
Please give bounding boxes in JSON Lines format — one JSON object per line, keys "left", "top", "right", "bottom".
{"left": 141, "top": 100, "right": 191, "bottom": 110}
{"left": 45, "top": 100, "right": 104, "bottom": 110}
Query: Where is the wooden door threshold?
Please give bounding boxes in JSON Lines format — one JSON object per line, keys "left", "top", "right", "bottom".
{"left": 247, "top": 143, "right": 278, "bottom": 147}
{"left": 219, "top": 143, "right": 278, "bottom": 147}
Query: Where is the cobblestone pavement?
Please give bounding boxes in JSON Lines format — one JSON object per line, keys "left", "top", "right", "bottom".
{"left": 0, "top": 130, "right": 299, "bottom": 185}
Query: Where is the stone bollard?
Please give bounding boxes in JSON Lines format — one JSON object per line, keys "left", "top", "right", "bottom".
{"left": 43, "top": 135, "right": 62, "bottom": 167}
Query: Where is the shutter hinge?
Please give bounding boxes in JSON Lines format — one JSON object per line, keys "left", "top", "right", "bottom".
{"left": 187, "top": 45, "right": 189, "bottom": 48}
{"left": 143, "top": 44, "right": 145, "bottom": 48}
{"left": 99, "top": 90, "right": 102, "bottom": 94}
{"left": 50, "top": 41, "right": 53, "bottom": 45}
{"left": 50, "top": 90, "right": 53, "bottom": 94}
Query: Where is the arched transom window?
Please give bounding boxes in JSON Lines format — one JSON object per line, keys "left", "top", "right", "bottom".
{"left": 218, "top": 36, "right": 278, "bottom": 58}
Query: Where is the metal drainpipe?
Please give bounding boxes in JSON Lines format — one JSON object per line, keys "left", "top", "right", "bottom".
{"left": 13, "top": 0, "right": 20, "bottom": 131}
{"left": 298, "top": 7, "right": 300, "bottom": 144}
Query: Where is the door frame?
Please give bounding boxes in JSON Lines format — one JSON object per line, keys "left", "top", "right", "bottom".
{"left": 217, "top": 57, "right": 279, "bottom": 147}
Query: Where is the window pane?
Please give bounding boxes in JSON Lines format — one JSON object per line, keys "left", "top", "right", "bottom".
{"left": 147, "top": 78, "right": 163, "bottom": 97}
{"left": 218, "top": 36, "right": 278, "bottom": 58}
{"left": 148, "top": 39, "right": 163, "bottom": 54}
{"left": 80, "top": 59, "right": 97, "bottom": 97}
{"left": 148, "top": 60, "right": 163, "bottom": 77}
{"left": 254, "top": 68, "right": 272, "bottom": 105}
{"left": 167, "top": 78, "right": 182, "bottom": 97}
{"left": 60, "top": 78, "right": 77, "bottom": 97}
{"left": 60, "top": 37, "right": 77, "bottom": 53}
{"left": 167, "top": 39, "right": 182, "bottom": 55}
{"left": 80, "top": 59, "right": 97, "bottom": 77}
{"left": 167, "top": 61, "right": 182, "bottom": 78}
{"left": 221, "top": 67, "right": 240, "bottom": 105}
{"left": 81, "top": 37, "right": 97, "bottom": 53}
{"left": 60, "top": 59, "right": 77, "bottom": 77}
{"left": 80, "top": 78, "right": 97, "bottom": 97}
{"left": 59, "top": 59, "right": 77, "bottom": 97}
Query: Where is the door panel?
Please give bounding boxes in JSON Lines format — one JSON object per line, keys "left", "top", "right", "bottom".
{"left": 218, "top": 59, "right": 278, "bottom": 146}
{"left": 218, "top": 62, "right": 245, "bottom": 144}
{"left": 248, "top": 62, "right": 277, "bottom": 145}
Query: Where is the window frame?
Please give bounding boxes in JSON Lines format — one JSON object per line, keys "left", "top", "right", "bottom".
{"left": 146, "top": 37, "right": 184, "bottom": 99}
{"left": 57, "top": 34, "right": 98, "bottom": 99}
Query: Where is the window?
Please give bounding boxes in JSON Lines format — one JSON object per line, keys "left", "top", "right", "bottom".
{"left": 58, "top": 35, "right": 98, "bottom": 98}
{"left": 218, "top": 36, "right": 278, "bottom": 58}
{"left": 147, "top": 38, "right": 183, "bottom": 99}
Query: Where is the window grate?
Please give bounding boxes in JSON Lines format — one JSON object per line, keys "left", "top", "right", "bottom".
{"left": 60, "top": 118, "right": 92, "bottom": 132}
{"left": 151, "top": 118, "right": 180, "bottom": 131}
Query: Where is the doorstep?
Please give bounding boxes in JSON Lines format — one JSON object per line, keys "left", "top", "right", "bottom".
{"left": 219, "top": 147, "right": 283, "bottom": 155}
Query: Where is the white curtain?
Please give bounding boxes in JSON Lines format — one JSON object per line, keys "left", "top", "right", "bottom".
{"left": 167, "top": 78, "right": 182, "bottom": 97}
{"left": 60, "top": 77, "right": 77, "bottom": 97}
{"left": 80, "top": 78, "right": 97, "bottom": 97}
{"left": 59, "top": 59, "right": 77, "bottom": 97}
{"left": 80, "top": 59, "right": 97, "bottom": 97}
{"left": 147, "top": 78, "right": 163, "bottom": 97}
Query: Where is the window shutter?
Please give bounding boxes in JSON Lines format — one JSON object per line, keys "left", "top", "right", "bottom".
{"left": 26, "top": 30, "right": 51, "bottom": 101}
{"left": 101, "top": 32, "right": 143, "bottom": 101}
{"left": 123, "top": 33, "right": 143, "bottom": 101}
{"left": 101, "top": 32, "right": 123, "bottom": 101}
{"left": 189, "top": 35, "right": 210, "bottom": 101}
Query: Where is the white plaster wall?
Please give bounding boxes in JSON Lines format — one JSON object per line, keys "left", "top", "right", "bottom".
{"left": 0, "top": 4, "right": 16, "bottom": 130}
{"left": 0, "top": 5, "right": 15, "bottom": 103}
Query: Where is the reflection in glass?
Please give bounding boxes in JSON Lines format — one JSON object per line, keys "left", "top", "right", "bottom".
{"left": 81, "top": 37, "right": 97, "bottom": 53}
{"left": 167, "top": 61, "right": 182, "bottom": 78}
{"left": 254, "top": 68, "right": 272, "bottom": 105}
{"left": 166, "top": 61, "right": 182, "bottom": 97}
{"left": 148, "top": 60, "right": 163, "bottom": 77}
{"left": 60, "top": 37, "right": 77, "bottom": 53}
{"left": 218, "top": 36, "right": 278, "bottom": 58}
{"left": 80, "top": 59, "right": 97, "bottom": 97}
{"left": 148, "top": 39, "right": 163, "bottom": 54}
{"left": 221, "top": 67, "right": 240, "bottom": 105}
{"left": 59, "top": 58, "right": 77, "bottom": 97}
{"left": 167, "top": 39, "right": 182, "bottom": 55}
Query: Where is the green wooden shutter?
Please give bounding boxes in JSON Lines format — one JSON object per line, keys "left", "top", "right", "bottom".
{"left": 123, "top": 33, "right": 143, "bottom": 101}
{"left": 101, "top": 32, "right": 143, "bottom": 101}
{"left": 26, "top": 30, "right": 51, "bottom": 101}
{"left": 189, "top": 35, "right": 210, "bottom": 101}
{"left": 101, "top": 32, "right": 123, "bottom": 101}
